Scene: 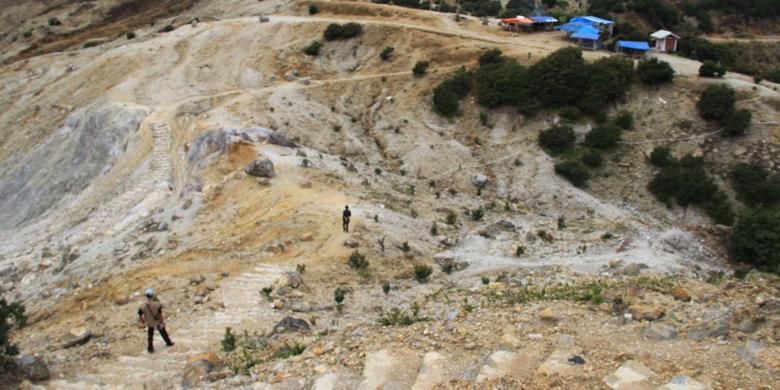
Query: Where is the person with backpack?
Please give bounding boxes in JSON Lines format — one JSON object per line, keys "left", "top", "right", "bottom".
{"left": 138, "top": 288, "right": 174, "bottom": 353}
{"left": 342, "top": 205, "right": 352, "bottom": 232}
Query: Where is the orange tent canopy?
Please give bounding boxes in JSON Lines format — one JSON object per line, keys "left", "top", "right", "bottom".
{"left": 500, "top": 16, "right": 534, "bottom": 25}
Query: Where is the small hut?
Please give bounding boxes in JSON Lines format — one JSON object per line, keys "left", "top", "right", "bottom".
{"left": 569, "top": 16, "right": 614, "bottom": 39}
{"left": 616, "top": 40, "right": 651, "bottom": 58}
{"left": 650, "top": 30, "right": 680, "bottom": 53}
{"left": 570, "top": 26, "right": 602, "bottom": 50}
{"left": 530, "top": 16, "right": 559, "bottom": 31}
{"left": 499, "top": 16, "right": 535, "bottom": 33}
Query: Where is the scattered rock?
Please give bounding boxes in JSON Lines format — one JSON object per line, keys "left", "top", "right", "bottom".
{"left": 343, "top": 239, "right": 360, "bottom": 248}
{"left": 432, "top": 254, "right": 468, "bottom": 272}
{"left": 620, "top": 263, "right": 643, "bottom": 276}
{"left": 687, "top": 319, "right": 728, "bottom": 341}
{"left": 411, "top": 352, "right": 452, "bottom": 390}
{"left": 671, "top": 287, "right": 691, "bottom": 302}
{"left": 539, "top": 307, "right": 558, "bottom": 323}
{"left": 274, "top": 272, "right": 303, "bottom": 292}
{"left": 272, "top": 316, "right": 311, "bottom": 334}
{"left": 603, "top": 360, "right": 655, "bottom": 390}
{"left": 312, "top": 373, "right": 339, "bottom": 390}
{"left": 735, "top": 318, "right": 762, "bottom": 334}
{"left": 272, "top": 299, "right": 285, "bottom": 310}
{"left": 477, "top": 350, "right": 535, "bottom": 382}
{"left": 62, "top": 327, "right": 93, "bottom": 348}
{"left": 640, "top": 323, "right": 678, "bottom": 341}
{"left": 182, "top": 358, "right": 215, "bottom": 388}
{"left": 471, "top": 173, "right": 488, "bottom": 188}
{"left": 658, "top": 375, "right": 711, "bottom": 390}
{"left": 498, "top": 332, "right": 523, "bottom": 351}
{"left": 359, "top": 349, "right": 421, "bottom": 390}
{"left": 15, "top": 354, "right": 49, "bottom": 382}
{"left": 629, "top": 305, "right": 665, "bottom": 322}
{"left": 609, "top": 259, "right": 625, "bottom": 269}
{"left": 245, "top": 158, "right": 275, "bottom": 178}
{"left": 300, "top": 233, "right": 314, "bottom": 242}
{"left": 736, "top": 339, "right": 764, "bottom": 368}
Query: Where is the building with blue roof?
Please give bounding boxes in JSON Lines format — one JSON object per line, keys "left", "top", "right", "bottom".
{"left": 556, "top": 22, "right": 603, "bottom": 49}
{"left": 616, "top": 40, "right": 651, "bottom": 58}
{"left": 568, "top": 16, "right": 614, "bottom": 39}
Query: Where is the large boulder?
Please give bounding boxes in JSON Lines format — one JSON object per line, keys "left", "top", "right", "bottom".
{"left": 687, "top": 319, "right": 729, "bottom": 341}
{"left": 15, "top": 354, "right": 50, "bottom": 382}
{"left": 471, "top": 173, "right": 488, "bottom": 188}
{"left": 245, "top": 158, "right": 275, "bottom": 178}
{"left": 273, "top": 272, "right": 303, "bottom": 293}
{"left": 272, "top": 316, "right": 311, "bottom": 334}
{"left": 603, "top": 360, "right": 655, "bottom": 390}
{"left": 182, "top": 355, "right": 218, "bottom": 388}
{"left": 359, "top": 349, "right": 422, "bottom": 390}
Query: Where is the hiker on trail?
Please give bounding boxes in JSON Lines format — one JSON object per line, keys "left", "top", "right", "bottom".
{"left": 138, "top": 288, "right": 174, "bottom": 353}
{"left": 342, "top": 205, "right": 352, "bottom": 232}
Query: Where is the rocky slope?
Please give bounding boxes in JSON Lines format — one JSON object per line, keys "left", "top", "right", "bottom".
{"left": 0, "top": 1, "right": 778, "bottom": 389}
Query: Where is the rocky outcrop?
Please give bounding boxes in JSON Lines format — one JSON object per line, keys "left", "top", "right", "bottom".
{"left": 245, "top": 158, "right": 275, "bottom": 178}
{"left": 15, "top": 354, "right": 50, "bottom": 382}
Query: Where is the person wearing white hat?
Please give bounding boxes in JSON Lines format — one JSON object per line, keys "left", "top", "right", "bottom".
{"left": 137, "top": 288, "right": 174, "bottom": 353}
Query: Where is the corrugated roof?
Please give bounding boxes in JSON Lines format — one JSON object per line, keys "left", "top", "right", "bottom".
{"left": 571, "top": 26, "right": 601, "bottom": 41}
{"left": 500, "top": 16, "right": 535, "bottom": 25}
{"left": 571, "top": 16, "right": 614, "bottom": 25}
{"left": 556, "top": 22, "right": 589, "bottom": 33}
{"left": 531, "top": 16, "right": 558, "bottom": 23}
{"left": 650, "top": 30, "right": 680, "bottom": 39}
{"left": 617, "top": 40, "right": 650, "bottom": 51}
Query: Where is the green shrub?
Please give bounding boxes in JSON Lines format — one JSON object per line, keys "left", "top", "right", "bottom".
{"left": 538, "top": 125, "right": 576, "bottom": 155}
{"left": 433, "top": 83, "right": 460, "bottom": 117}
{"left": 697, "top": 84, "right": 735, "bottom": 122}
{"left": 614, "top": 110, "right": 634, "bottom": 130}
{"left": 303, "top": 41, "right": 323, "bottom": 56}
{"left": 474, "top": 60, "right": 532, "bottom": 108}
{"left": 767, "top": 67, "right": 780, "bottom": 83}
{"left": 649, "top": 147, "right": 674, "bottom": 167}
{"left": 445, "top": 211, "right": 457, "bottom": 225}
{"left": 22, "top": 30, "right": 33, "bottom": 38}
{"left": 730, "top": 208, "right": 780, "bottom": 274}
{"left": 555, "top": 161, "right": 591, "bottom": 187}
{"left": 222, "top": 327, "right": 236, "bottom": 352}
{"left": 516, "top": 245, "right": 525, "bottom": 256}
{"left": 584, "top": 124, "right": 622, "bottom": 150}
{"left": 1, "top": 299, "right": 26, "bottom": 362}
{"left": 648, "top": 154, "right": 734, "bottom": 225}
{"left": 160, "top": 24, "right": 175, "bottom": 33}
{"left": 380, "top": 46, "right": 394, "bottom": 61}
{"left": 479, "top": 48, "right": 504, "bottom": 66}
{"left": 559, "top": 106, "right": 582, "bottom": 122}
{"left": 412, "top": 60, "right": 430, "bottom": 76}
{"left": 731, "top": 163, "right": 780, "bottom": 207}
{"left": 637, "top": 58, "right": 675, "bottom": 85}
{"left": 347, "top": 250, "right": 368, "bottom": 270}
{"left": 481, "top": 275, "right": 490, "bottom": 284}
{"left": 323, "top": 23, "right": 362, "bottom": 41}
{"left": 378, "top": 306, "right": 425, "bottom": 326}
{"left": 470, "top": 207, "right": 485, "bottom": 221}
{"left": 382, "top": 281, "right": 391, "bottom": 295}
{"left": 678, "top": 35, "right": 735, "bottom": 65}
{"left": 309, "top": 5, "right": 320, "bottom": 14}
{"left": 126, "top": 31, "right": 136, "bottom": 40}
{"left": 581, "top": 149, "right": 603, "bottom": 167}
{"left": 529, "top": 47, "right": 588, "bottom": 107}
{"left": 699, "top": 61, "right": 726, "bottom": 78}
{"left": 48, "top": 17, "right": 62, "bottom": 26}
{"left": 83, "top": 41, "right": 100, "bottom": 48}
{"left": 334, "top": 287, "right": 346, "bottom": 304}
{"left": 723, "top": 109, "right": 751, "bottom": 137}
{"left": 414, "top": 264, "right": 433, "bottom": 283}
{"left": 274, "top": 342, "right": 307, "bottom": 359}
{"left": 581, "top": 56, "right": 635, "bottom": 111}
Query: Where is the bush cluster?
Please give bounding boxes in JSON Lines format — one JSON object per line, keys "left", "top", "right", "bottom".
{"left": 433, "top": 48, "right": 638, "bottom": 119}
{"left": 380, "top": 46, "right": 394, "bottom": 61}
{"left": 730, "top": 208, "right": 780, "bottom": 274}
{"left": 554, "top": 161, "right": 591, "bottom": 188}
{"left": 323, "top": 23, "right": 362, "bottom": 41}
{"left": 538, "top": 125, "right": 576, "bottom": 155}
{"left": 347, "top": 250, "right": 368, "bottom": 270}
{"left": 412, "top": 60, "right": 430, "bottom": 76}
{"left": 303, "top": 41, "right": 322, "bottom": 56}
{"left": 637, "top": 58, "right": 675, "bottom": 85}
{"left": 730, "top": 163, "right": 780, "bottom": 207}
{"left": 697, "top": 84, "right": 751, "bottom": 137}
{"left": 432, "top": 67, "right": 472, "bottom": 116}
{"left": 584, "top": 124, "right": 622, "bottom": 150}
{"left": 699, "top": 61, "right": 726, "bottom": 78}
{"left": 648, "top": 154, "right": 734, "bottom": 225}
{"left": 1, "top": 299, "right": 26, "bottom": 362}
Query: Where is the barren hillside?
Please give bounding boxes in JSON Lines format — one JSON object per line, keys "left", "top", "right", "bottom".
{"left": 0, "top": 1, "right": 778, "bottom": 389}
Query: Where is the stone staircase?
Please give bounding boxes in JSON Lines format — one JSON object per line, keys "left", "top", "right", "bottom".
{"left": 47, "top": 263, "right": 289, "bottom": 389}
{"left": 79, "top": 121, "right": 174, "bottom": 240}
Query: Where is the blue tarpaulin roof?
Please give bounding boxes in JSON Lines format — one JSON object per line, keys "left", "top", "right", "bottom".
{"left": 617, "top": 40, "right": 650, "bottom": 51}
{"left": 531, "top": 16, "right": 558, "bottom": 23}
{"left": 556, "top": 22, "right": 588, "bottom": 33}
{"left": 570, "top": 16, "right": 614, "bottom": 25}
{"left": 571, "top": 25, "right": 601, "bottom": 40}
